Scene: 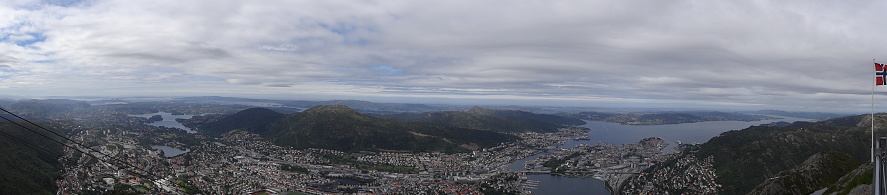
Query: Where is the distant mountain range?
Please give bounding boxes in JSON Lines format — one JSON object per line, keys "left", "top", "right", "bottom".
{"left": 377, "top": 106, "right": 585, "bottom": 133}
{"left": 750, "top": 109, "right": 845, "bottom": 120}
{"left": 1, "top": 96, "right": 850, "bottom": 123}
{"left": 174, "top": 96, "right": 466, "bottom": 114}
{"left": 193, "top": 105, "right": 522, "bottom": 152}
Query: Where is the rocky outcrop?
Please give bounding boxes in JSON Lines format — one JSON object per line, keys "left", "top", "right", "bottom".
{"left": 748, "top": 151, "right": 860, "bottom": 195}
{"left": 823, "top": 163, "right": 872, "bottom": 195}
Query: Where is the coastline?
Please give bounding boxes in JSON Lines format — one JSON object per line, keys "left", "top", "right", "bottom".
{"left": 604, "top": 180, "right": 614, "bottom": 195}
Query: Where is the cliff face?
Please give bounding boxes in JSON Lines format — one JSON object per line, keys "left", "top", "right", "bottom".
{"left": 748, "top": 151, "right": 860, "bottom": 195}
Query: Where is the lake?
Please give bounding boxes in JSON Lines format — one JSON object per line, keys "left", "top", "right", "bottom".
{"left": 509, "top": 116, "right": 813, "bottom": 195}
{"left": 130, "top": 112, "right": 198, "bottom": 133}
{"left": 150, "top": 145, "right": 190, "bottom": 158}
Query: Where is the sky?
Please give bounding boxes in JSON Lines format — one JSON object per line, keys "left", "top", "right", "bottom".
{"left": 0, "top": 0, "right": 885, "bottom": 112}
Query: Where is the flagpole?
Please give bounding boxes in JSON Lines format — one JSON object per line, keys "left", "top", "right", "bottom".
{"left": 874, "top": 59, "right": 877, "bottom": 163}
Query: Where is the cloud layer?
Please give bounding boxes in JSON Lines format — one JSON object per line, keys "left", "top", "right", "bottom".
{"left": 0, "top": 0, "right": 884, "bottom": 111}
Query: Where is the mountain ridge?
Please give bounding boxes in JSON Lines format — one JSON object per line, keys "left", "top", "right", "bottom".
{"left": 379, "top": 106, "right": 584, "bottom": 133}
{"left": 196, "top": 105, "right": 518, "bottom": 152}
{"left": 622, "top": 113, "right": 881, "bottom": 194}
{"left": 748, "top": 151, "right": 860, "bottom": 195}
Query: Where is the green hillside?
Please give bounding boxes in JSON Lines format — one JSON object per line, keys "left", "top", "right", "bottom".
{"left": 381, "top": 111, "right": 563, "bottom": 133}
{"left": 197, "top": 107, "right": 284, "bottom": 137}
{"left": 694, "top": 115, "right": 871, "bottom": 194}
{"left": 380, "top": 106, "right": 584, "bottom": 133}
{"left": 626, "top": 114, "right": 883, "bottom": 194}
{"left": 266, "top": 105, "right": 464, "bottom": 152}
{"left": 464, "top": 106, "right": 587, "bottom": 126}
{"left": 0, "top": 122, "right": 64, "bottom": 195}
{"left": 748, "top": 151, "right": 860, "bottom": 194}
{"left": 198, "top": 105, "right": 518, "bottom": 152}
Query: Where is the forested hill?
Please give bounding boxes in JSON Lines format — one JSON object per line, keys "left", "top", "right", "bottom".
{"left": 751, "top": 109, "right": 845, "bottom": 120}
{"left": 748, "top": 151, "right": 860, "bottom": 194}
{"left": 623, "top": 114, "right": 882, "bottom": 194}
{"left": 0, "top": 122, "right": 65, "bottom": 194}
{"left": 195, "top": 105, "right": 518, "bottom": 152}
{"left": 463, "top": 106, "right": 587, "bottom": 126}
{"left": 196, "top": 107, "right": 285, "bottom": 137}
{"left": 378, "top": 106, "right": 585, "bottom": 133}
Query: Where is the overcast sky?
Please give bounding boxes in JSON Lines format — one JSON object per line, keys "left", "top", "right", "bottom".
{"left": 0, "top": 0, "right": 885, "bottom": 111}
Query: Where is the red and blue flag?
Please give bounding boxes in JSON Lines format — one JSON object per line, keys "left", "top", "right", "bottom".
{"left": 877, "top": 62, "right": 887, "bottom": 85}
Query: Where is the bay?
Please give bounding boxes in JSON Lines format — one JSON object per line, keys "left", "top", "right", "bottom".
{"left": 510, "top": 116, "right": 813, "bottom": 195}
{"left": 570, "top": 116, "right": 812, "bottom": 152}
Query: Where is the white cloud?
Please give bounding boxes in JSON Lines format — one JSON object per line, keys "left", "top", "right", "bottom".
{"left": 0, "top": 0, "right": 883, "bottom": 111}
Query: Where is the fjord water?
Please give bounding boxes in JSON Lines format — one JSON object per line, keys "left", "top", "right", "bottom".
{"left": 510, "top": 116, "right": 812, "bottom": 195}
{"left": 573, "top": 116, "right": 812, "bottom": 152}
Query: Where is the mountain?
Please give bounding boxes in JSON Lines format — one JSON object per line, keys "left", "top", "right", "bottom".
{"left": 0, "top": 122, "right": 64, "bottom": 194}
{"left": 174, "top": 96, "right": 464, "bottom": 113}
{"left": 197, "top": 107, "right": 284, "bottom": 137}
{"left": 623, "top": 114, "right": 880, "bottom": 194}
{"left": 694, "top": 115, "right": 871, "bottom": 194}
{"left": 751, "top": 109, "right": 845, "bottom": 120}
{"left": 380, "top": 111, "right": 560, "bottom": 133}
{"left": 378, "top": 106, "right": 584, "bottom": 133}
{"left": 748, "top": 151, "right": 860, "bottom": 194}
{"left": 197, "top": 105, "right": 518, "bottom": 152}
{"left": 823, "top": 163, "right": 873, "bottom": 195}
{"left": 464, "top": 106, "right": 587, "bottom": 126}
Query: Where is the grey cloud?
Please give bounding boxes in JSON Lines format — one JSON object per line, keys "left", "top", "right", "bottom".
{"left": 1, "top": 0, "right": 884, "bottom": 111}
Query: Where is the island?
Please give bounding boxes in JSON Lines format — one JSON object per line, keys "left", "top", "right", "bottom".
{"left": 148, "top": 114, "right": 163, "bottom": 122}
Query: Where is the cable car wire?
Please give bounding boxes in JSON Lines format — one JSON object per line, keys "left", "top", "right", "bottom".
{"left": 0, "top": 108, "right": 175, "bottom": 191}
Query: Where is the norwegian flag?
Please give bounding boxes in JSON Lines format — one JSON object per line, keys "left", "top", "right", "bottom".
{"left": 878, "top": 63, "right": 887, "bottom": 85}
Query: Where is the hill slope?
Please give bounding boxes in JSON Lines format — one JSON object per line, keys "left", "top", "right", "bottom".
{"left": 0, "top": 122, "right": 64, "bottom": 194}
{"left": 693, "top": 115, "right": 871, "bottom": 194}
{"left": 823, "top": 163, "right": 873, "bottom": 195}
{"left": 748, "top": 151, "right": 860, "bottom": 195}
{"left": 464, "top": 106, "right": 586, "bottom": 126}
{"left": 381, "top": 111, "right": 562, "bottom": 133}
{"left": 198, "top": 107, "right": 284, "bottom": 136}
{"left": 198, "top": 105, "right": 518, "bottom": 152}
{"left": 624, "top": 114, "right": 882, "bottom": 194}
{"left": 751, "top": 109, "right": 844, "bottom": 120}
{"left": 380, "top": 106, "right": 584, "bottom": 133}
